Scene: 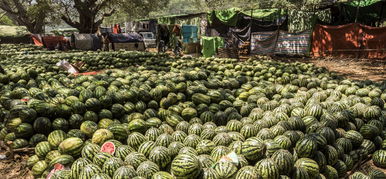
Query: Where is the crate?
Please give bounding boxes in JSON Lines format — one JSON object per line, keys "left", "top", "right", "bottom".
{"left": 113, "top": 42, "right": 145, "bottom": 51}
{"left": 217, "top": 48, "right": 239, "bottom": 59}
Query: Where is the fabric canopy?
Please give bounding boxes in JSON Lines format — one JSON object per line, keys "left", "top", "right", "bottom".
{"left": 345, "top": 0, "right": 383, "bottom": 7}
{"left": 74, "top": 34, "right": 101, "bottom": 51}
{"left": 312, "top": 23, "right": 386, "bottom": 59}
{"left": 339, "top": 0, "right": 386, "bottom": 26}
{"left": 42, "top": 36, "right": 68, "bottom": 50}
{"left": 208, "top": 8, "right": 287, "bottom": 27}
{"left": 108, "top": 33, "right": 143, "bottom": 43}
{"left": 31, "top": 34, "right": 44, "bottom": 47}
{"left": 201, "top": 36, "right": 224, "bottom": 57}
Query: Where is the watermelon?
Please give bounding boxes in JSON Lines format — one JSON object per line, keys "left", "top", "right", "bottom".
{"left": 48, "top": 130, "right": 67, "bottom": 149}
{"left": 136, "top": 161, "right": 160, "bottom": 178}
{"left": 71, "top": 158, "right": 92, "bottom": 179}
{"left": 294, "top": 158, "right": 320, "bottom": 177}
{"left": 125, "top": 152, "right": 147, "bottom": 169}
{"left": 113, "top": 165, "right": 138, "bottom": 179}
{"left": 214, "top": 161, "right": 238, "bottom": 178}
{"left": 81, "top": 143, "right": 100, "bottom": 160}
{"left": 255, "top": 158, "right": 280, "bottom": 179}
{"left": 171, "top": 154, "right": 202, "bottom": 178}
{"left": 48, "top": 154, "right": 74, "bottom": 168}
{"left": 149, "top": 146, "right": 171, "bottom": 169}
{"left": 373, "top": 150, "right": 386, "bottom": 168}
{"left": 102, "top": 157, "right": 124, "bottom": 177}
{"left": 101, "top": 141, "right": 116, "bottom": 155}
{"left": 92, "top": 129, "right": 114, "bottom": 145}
{"left": 235, "top": 166, "right": 259, "bottom": 179}
{"left": 58, "top": 137, "right": 84, "bottom": 156}
{"left": 31, "top": 160, "right": 48, "bottom": 176}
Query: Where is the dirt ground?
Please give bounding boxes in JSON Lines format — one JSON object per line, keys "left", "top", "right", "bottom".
{"left": 0, "top": 154, "right": 32, "bottom": 179}
{"left": 274, "top": 56, "right": 386, "bottom": 82}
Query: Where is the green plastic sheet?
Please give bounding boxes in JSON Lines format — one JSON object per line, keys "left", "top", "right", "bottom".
{"left": 208, "top": 8, "right": 287, "bottom": 26}
{"left": 345, "top": 0, "right": 383, "bottom": 7}
{"left": 201, "top": 36, "right": 224, "bottom": 57}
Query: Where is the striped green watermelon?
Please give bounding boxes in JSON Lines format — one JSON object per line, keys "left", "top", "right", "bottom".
{"left": 58, "top": 137, "right": 84, "bottom": 157}
{"left": 93, "top": 152, "right": 113, "bottom": 167}
{"left": 136, "top": 160, "right": 160, "bottom": 178}
{"left": 71, "top": 158, "right": 92, "bottom": 179}
{"left": 294, "top": 138, "right": 317, "bottom": 158}
{"left": 255, "top": 158, "right": 280, "bottom": 179}
{"left": 31, "top": 160, "right": 48, "bottom": 176}
{"left": 48, "top": 154, "right": 74, "bottom": 168}
{"left": 92, "top": 129, "right": 114, "bottom": 145}
{"left": 201, "top": 168, "right": 219, "bottom": 179}
{"left": 114, "top": 145, "right": 134, "bottom": 160}
{"left": 138, "top": 141, "right": 156, "bottom": 157}
{"left": 294, "top": 158, "right": 319, "bottom": 177}
{"left": 373, "top": 150, "right": 386, "bottom": 168}
{"left": 80, "top": 121, "right": 98, "bottom": 137}
{"left": 45, "top": 150, "right": 61, "bottom": 163}
{"left": 149, "top": 146, "right": 171, "bottom": 169}
{"left": 48, "top": 130, "right": 67, "bottom": 149}
{"left": 79, "top": 164, "right": 102, "bottom": 179}
{"left": 113, "top": 165, "right": 138, "bottom": 179}
{"left": 35, "top": 141, "right": 51, "bottom": 158}
{"left": 124, "top": 152, "right": 147, "bottom": 169}
{"left": 235, "top": 166, "right": 259, "bottom": 179}
{"left": 81, "top": 143, "right": 100, "bottom": 160}
{"left": 241, "top": 137, "right": 265, "bottom": 161}
{"left": 102, "top": 157, "right": 124, "bottom": 177}
{"left": 214, "top": 161, "right": 238, "bottom": 178}
{"left": 171, "top": 153, "right": 202, "bottom": 178}
{"left": 271, "top": 149, "right": 294, "bottom": 175}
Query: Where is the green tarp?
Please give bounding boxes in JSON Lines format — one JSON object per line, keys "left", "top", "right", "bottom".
{"left": 345, "top": 0, "right": 383, "bottom": 7}
{"left": 208, "top": 8, "right": 287, "bottom": 26}
{"left": 201, "top": 36, "right": 224, "bottom": 57}
{"left": 340, "top": 0, "right": 385, "bottom": 26}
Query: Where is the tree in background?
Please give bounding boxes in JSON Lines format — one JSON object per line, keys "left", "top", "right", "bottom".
{"left": 53, "top": 0, "right": 115, "bottom": 33}
{"left": 0, "top": 0, "right": 52, "bottom": 33}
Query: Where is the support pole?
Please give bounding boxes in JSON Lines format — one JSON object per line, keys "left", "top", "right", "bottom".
{"left": 355, "top": 0, "right": 361, "bottom": 23}
{"left": 378, "top": 1, "right": 384, "bottom": 27}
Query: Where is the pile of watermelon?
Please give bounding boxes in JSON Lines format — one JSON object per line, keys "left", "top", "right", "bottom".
{"left": 0, "top": 45, "right": 386, "bottom": 178}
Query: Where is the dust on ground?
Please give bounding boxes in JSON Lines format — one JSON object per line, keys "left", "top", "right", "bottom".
{"left": 272, "top": 56, "right": 386, "bottom": 82}
{"left": 0, "top": 154, "right": 32, "bottom": 179}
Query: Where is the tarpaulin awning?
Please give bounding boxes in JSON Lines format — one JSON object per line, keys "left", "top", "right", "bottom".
{"left": 339, "top": 0, "right": 386, "bottom": 26}
{"left": 201, "top": 36, "right": 224, "bottom": 57}
{"left": 345, "top": 0, "right": 383, "bottom": 7}
{"left": 74, "top": 34, "right": 101, "bottom": 51}
{"left": 208, "top": 8, "right": 288, "bottom": 27}
{"left": 251, "top": 30, "right": 312, "bottom": 56}
{"left": 74, "top": 34, "right": 93, "bottom": 50}
{"left": 42, "top": 36, "right": 68, "bottom": 50}
{"left": 108, "top": 33, "right": 143, "bottom": 43}
{"left": 31, "top": 34, "right": 44, "bottom": 46}
{"left": 182, "top": 25, "right": 198, "bottom": 43}
{"left": 312, "top": 23, "right": 386, "bottom": 59}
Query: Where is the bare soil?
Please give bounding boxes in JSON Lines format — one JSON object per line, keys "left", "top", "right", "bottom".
{"left": 274, "top": 56, "right": 386, "bottom": 82}
{"left": 0, "top": 154, "right": 32, "bottom": 179}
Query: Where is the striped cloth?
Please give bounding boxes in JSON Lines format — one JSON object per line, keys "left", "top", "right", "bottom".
{"left": 251, "top": 31, "right": 277, "bottom": 55}
{"left": 251, "top": 30, "right": 311, "bottom": 56}
{"left": 275, "top": 30, "right": 311, "bottom": 55}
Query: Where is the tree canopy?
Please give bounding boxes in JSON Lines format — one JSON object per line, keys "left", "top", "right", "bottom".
{"left": 0, "top": 0, "right": 52, "bottom": 33}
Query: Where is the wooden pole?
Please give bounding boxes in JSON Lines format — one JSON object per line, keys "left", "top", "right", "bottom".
{"left": 355, "top": 0, "right": 361, "bottom": 23}
{"left": 378, "top": 1, "right": 385, "bottom": 27}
